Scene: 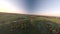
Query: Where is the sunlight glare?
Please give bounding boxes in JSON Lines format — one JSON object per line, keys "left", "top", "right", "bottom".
{"left": 0, "top": 0, "right": 25, "bottom": 14}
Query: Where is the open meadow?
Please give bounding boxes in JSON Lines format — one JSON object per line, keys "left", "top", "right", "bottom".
{"left": 0, "top": 12, "right": 60, "bottom": 34}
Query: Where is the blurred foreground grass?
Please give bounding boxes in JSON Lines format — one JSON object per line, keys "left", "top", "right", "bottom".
{"left": 0, "top": 12, "right": 60, "bottom": 34}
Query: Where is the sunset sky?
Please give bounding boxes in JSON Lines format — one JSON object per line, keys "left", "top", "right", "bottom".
{"left": 0, "top": 0, "right": 26, "bottom": 14}
{"left": 0, "top": 0, "right": 60, "bottom": 17}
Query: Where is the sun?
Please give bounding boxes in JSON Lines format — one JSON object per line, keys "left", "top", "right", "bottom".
{"left": 0, "top": 0, "right": 16, "bottom": 12}
{"left": 0, "top": 0, "right": 25, "bottom": 14}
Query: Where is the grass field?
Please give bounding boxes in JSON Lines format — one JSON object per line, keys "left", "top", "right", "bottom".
{"left": 0, "top": 12, "right": 60, "bottom": 34}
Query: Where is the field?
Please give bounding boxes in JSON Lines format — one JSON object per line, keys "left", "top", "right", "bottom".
{"left": 0, "top": 12, "right": 60, "bottom": 34}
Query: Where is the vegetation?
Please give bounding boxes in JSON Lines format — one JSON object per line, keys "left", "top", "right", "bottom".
{"left": 0, "top": 13, "right": 60, "bottom": 34}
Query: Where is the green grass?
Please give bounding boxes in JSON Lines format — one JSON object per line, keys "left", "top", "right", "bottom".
{"left": 0, "top": 12, "right": 60, "bottom": 34}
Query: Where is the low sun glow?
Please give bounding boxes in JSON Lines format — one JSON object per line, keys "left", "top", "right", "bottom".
{"left": 0, "top": 0, "right": 16, "bottom": 12}
{"left": 0, "top": 0, "right": 25, "bottom": 14}
{"left": 0, "top": 0, "right": 60, "bottom": 17}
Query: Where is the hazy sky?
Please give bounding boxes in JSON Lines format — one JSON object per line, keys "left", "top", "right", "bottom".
{"left": 0, "top": 0, "right": 60, "bottom": 16}
{"left": 36, "top": 0, "right": 60, "bottom": 16}
{"left": 0, "top": 0, "right": 26, "bottom": 14}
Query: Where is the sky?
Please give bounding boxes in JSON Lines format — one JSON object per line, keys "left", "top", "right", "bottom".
{"left": 0, "top": 0, "right": 60, "bottom": 17}
{"left": 0, "top": 0, "right": 26, "bottom": 14}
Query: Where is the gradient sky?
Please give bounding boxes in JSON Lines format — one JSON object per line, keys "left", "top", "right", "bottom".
{"left": 0, "top": 0, "right": 26, "bottom": 14}
{"left": 36, "top": 0, "right": 60, "bottom": 16}
{"left": 0, "top": 0, "right": 60, "bottom": 17}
